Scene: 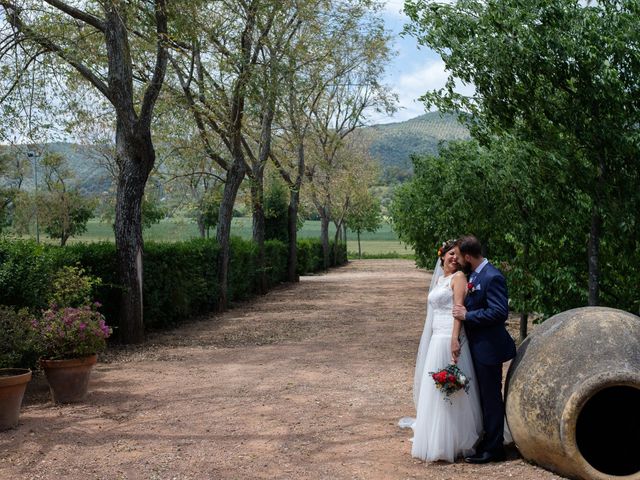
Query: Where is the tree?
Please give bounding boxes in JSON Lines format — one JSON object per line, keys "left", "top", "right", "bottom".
{"left": 304, "top": 14, "right": 396, "bottom": 268}
{"left": 270, "top": 0, "right": 395, "bottom": 279}
{"left": 263, "top": 174, "right": 289, "bottom": 243}
{"left": 38, "top": 152, "right": 95, "bottom": 246}
{"left": 404, "top": 0, "right": 640, "bottom": 306}
{"left": 168, "top": 0, "right": 280, "bottom": 308}
{"left": 40, "top": 190, "right": 94, "bottom": 246}
{"left": 0, "top": 151, "right": 19, "bottom": 232}
{"left": 345, "top": 192, "right": 382, "bottom": 259}
{"left": 307, "top": 137, "right": 381, "bottom": 263}
{"left": 390, "top": 138, "right": 589, "bottom": 339}
{"left": 1, "top": 0, "right": 171, "bottom": 343}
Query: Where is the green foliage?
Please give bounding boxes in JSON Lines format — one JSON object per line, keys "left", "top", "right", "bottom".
{"left": 40, "top": 190, "right": 96, "bottom": 246}
{"left": 0, "top": 237, "right": 347, "bottom": 335}
{"left": 346, "top": 193, "right": 382, "bottom": 236}
{"left": 141, "top": 196, "right": 166, "bottom": 230}
{"left": 0, "top": 152, "right": 17, "bottom": 232}
{"left": 48, "top": 265, "right": 102, "bottom": 308}
{"left": 0, "top": 306, "right": 38, "bottom": 369}
{"left": 264, "top": 178, "right": 289, "bottom": 242}
{"left": 200, "top": 188, "right": 221, "bottom": 235}
{"left": 404, "top": 0, "right": 640, "bottom": 312}
{"left": 391, "top": 139, "right": 589, "bottom": 318}
{"left": 347, "top": 251, "right": 415, "bottom": 260}
{"left": 0, "top": 240, "right": 62, "bottom": 310}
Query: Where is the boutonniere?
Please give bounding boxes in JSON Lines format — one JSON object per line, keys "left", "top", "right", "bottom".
{"left": 467, "top": 282, "right": 479, "bottom": 293}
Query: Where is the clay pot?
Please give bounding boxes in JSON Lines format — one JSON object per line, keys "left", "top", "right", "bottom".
{"left": 505, "top": 307, "right": 640, "bottom": 480}
{"left": 40, "top": 355, "right": 97, "bottom": 403}
{"left": 0, "top": 368, "right": 32, "bottom": 431}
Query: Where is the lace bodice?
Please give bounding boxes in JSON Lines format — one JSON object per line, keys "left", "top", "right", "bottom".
{"left": 428, "top": 273, "right": 456, "bottom": 335}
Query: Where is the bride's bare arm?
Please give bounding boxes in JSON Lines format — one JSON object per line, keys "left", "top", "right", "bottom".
{"left": 450, "top": 272, "right": 466, "bottom": 363}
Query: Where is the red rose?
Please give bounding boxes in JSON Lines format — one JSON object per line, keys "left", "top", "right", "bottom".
{"left": 448, "top": 375, "right": 456, "bottom": 383}
{"left": 467, "top": 282, "right": 474, "bottom": 291}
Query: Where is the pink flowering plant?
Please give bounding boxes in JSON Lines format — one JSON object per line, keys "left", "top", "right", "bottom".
{"left": 32, "top": 266, "right": 112, "bottom": 360}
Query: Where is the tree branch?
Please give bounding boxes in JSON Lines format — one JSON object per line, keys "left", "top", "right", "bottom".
{"left": 139, "top": 0, "right": 169, "bottom": 129}
{"left": 42, "top": 0, "right": 106, "bottom": 32}
{"left": 1, "top": 1, "right": 111, "bottom": 100}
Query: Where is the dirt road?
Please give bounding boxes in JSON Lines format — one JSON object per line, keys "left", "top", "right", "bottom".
{"left": 0, "top": 260, "right": 563, "bottom": 480}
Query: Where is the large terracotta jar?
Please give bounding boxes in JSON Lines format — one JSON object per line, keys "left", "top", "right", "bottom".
{"left": 40, "top": 354, "right": 97, "bottom": 403}
{"left": 505, "top": 307, "right": 640, "bottom": 480}
{"left": 0, "top": 368, "right": 32, "bottom": 430}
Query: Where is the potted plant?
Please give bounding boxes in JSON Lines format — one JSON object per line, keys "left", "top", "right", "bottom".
{"left": 32, "top": 266, "right": 112, "bottom": 403}
{"left": 0, "top": 306, "right": 37, "bottom": 430}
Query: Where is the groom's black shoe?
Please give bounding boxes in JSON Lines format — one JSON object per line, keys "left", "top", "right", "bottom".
{"left": 464, "top": 450, "right": 506, "bottom": 464}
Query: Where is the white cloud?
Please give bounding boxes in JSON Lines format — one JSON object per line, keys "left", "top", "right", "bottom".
{"left": 382, "top": 0, "right": 406, "bottom": 17}
{"left": 372, "top": 59, "right": 475, "bottom": 124}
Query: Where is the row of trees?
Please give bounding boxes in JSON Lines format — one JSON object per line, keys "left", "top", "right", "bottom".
{"left": 0, "top": 0, "right": 391, "bottom": 343}
{"left": 393, "top": 0, "right": 640, "bottom": 337}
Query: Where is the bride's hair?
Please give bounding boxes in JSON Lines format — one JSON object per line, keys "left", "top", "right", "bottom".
{"left": 438, "top": 239, "right": 457, "bottom": 267}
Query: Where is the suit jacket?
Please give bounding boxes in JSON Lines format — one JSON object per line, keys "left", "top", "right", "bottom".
{"left": 464, "top": 262, "right": 517, "bottom": 365}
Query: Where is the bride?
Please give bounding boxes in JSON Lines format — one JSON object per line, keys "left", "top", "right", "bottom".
{"left": 400, "top": 239, "right": 483, "bottom": 462}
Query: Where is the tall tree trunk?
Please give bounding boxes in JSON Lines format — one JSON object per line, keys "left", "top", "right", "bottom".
{"left": 320, "top": 210, "right": 330, "bottom": 270}
{"left": 333, "top": 221, "right": 342, "bottom": 265}
{"left": 114, "top": 134, "right": 154, "bottom": 344}
{"left": 251, "top": 167, "right": 267, "bottom": 294}
{"left": 343, "top": 223, "right": 347, "bottom": 245}
{"left": 251, "top": 94, "right": 274, "bottom": 294}
{"left": 216, "top": 159, "right": 246, "bottom": 311}
{"left": 287, "top": 187, "right": 300, "bottom": 282}
{"left": 196, "top": 213, "right": 206, "bottom": 238}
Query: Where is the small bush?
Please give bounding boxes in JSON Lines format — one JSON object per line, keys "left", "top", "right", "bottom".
{"left": 0, "top": 305, "right": 38, "bottom": 369}
{"left": 48, "top": 265, "right": 102, "bottom": 308}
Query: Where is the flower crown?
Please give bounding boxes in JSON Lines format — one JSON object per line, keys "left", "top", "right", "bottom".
{"left": 437, "top": 239, "right": 456, "bottom": 257}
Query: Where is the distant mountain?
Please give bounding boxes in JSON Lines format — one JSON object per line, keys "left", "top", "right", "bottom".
{"left": 360, "top": 111, "right": 470, "bottom": 173}
{"left": 1, "top": 112, "right": 470, "bottom": 193}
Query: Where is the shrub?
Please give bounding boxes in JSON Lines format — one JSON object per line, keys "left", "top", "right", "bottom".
{"left": 0, "top": 237, "right": 347, "bottom": 335}
{"left": 32, "top": 266, "right": 112, "bottom": 360}
{"left": 32, "top": 304, "right": 112, "bottom": 360}
{"left": 0, "top": 240, "right": 60, "bottom": 310}
{"left": 0, "top": 305, "right": 38, "bottom": 369}
{"left": 48, "top": 265, "right": 102, "bottom": 308}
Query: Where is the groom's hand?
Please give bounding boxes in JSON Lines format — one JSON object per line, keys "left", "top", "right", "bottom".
{"left": 453, "top": 304, "right": 467, "bottom": 321}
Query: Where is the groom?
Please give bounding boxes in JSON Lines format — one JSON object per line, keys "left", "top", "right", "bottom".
{"left": 452, "top": 235, "right": 516, "bottom": 464}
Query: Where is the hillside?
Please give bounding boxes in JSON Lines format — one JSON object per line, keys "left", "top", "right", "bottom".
{"left": 360, "top": 111, "right": 470, "bottom": 173}
{"left": 0, "top": 142, "right": 111, "bottom": 195}
{"left": 1, "top": 112, "right": 469, "bottom": 192}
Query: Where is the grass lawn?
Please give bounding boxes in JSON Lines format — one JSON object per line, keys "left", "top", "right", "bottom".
{"left": 22, "top": 218, "right": 414, "bottom": 257}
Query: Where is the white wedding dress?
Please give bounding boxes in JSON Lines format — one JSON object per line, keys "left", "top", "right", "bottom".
{"left": 408, "top": 272, "right": 483, "bottom": 462}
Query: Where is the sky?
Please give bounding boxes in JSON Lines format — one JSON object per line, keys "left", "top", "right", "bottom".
{"left": 375, "top": 0, "right": 474, "bottom": 125}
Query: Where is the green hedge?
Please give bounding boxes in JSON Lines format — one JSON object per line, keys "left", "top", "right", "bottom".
{"left": 0, "top": 237, "right": 347, "bottom": 334}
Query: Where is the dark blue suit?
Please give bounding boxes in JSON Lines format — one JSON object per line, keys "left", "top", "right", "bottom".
{"left": 464, "top": 262, "right": 516, "bottom": 456}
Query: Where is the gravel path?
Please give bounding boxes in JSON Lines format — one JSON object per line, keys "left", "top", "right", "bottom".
{"left": 0, "top": 259, "right": 564, "bottom": 480}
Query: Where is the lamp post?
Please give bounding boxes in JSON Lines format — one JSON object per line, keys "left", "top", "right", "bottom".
{"left": 27, "top": 150, "right": 39, "bottom": 243}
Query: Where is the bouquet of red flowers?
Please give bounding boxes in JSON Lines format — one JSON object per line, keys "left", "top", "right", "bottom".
{"left": 429, "top": 364, "right": 471, "bottom": 403}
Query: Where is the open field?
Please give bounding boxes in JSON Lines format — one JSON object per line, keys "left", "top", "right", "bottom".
{"left": 15, "top": 218, "right": 414, "bottom": 257}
